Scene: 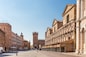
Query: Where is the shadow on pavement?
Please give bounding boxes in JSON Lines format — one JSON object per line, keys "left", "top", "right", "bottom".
{"left": 2, "top": 54, "right": 11, "bottom": 56}
{"left": 1, "top": 52, "right": 16, "bottom": 57}
{"left": 0, "top": 54, "right": 4, "bottom": 57}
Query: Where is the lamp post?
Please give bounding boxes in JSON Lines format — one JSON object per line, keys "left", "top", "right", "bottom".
{"left": 16, "top": 35, "right": 18, "bottom": 56}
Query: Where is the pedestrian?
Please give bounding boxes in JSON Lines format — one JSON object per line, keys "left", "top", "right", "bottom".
{"left": 39, "top": 48, "right": 41, "bottom": 51}
{"left": 16, "top": 48, "right": 18, "bottom": 56}
{"left": 5, "top": 47, "right": 6, "bottom": 52}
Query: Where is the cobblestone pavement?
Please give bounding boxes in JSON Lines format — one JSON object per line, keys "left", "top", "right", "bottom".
{"left": 3, "top": 50, "right": 86, "bottom": 57}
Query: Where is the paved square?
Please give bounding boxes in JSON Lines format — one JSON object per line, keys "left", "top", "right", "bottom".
{"left": 1, "top": 50, "right": 86, "bottom": 57}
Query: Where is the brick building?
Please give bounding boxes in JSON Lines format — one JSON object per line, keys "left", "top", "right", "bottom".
{"left": 33, "top": 32, "right": 39, "bottom": 48}
{"left": 23, "top": 40, "right": 30, "bottom": 50}
{"left": 0, "top": 23, "right": 12, "bottom": 51}
{"left": 0, "top": 29, "right": 5, "bottom": 49}
{"left": 38, "top": 40, "right": 45, "bottom": 48}
{"left": 11, "top": 32, "right": 24, "bottom": 50}
{"left": 0, "top": 23, "right": 25, "bottom": 51}
{"left": 33, "top": 32, "right": 45, "bottom": 49}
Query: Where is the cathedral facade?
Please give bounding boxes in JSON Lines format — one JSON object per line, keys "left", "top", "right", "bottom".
{"left": 76, "top": 0, "right": 86, "bottom": 54}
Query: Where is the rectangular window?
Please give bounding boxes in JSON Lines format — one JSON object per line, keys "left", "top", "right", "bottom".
{"left": 54, "top": 27, "right": 55, "bottom": 32}
{"left": 67, "top": 15, "right": 69, "bottom": 23}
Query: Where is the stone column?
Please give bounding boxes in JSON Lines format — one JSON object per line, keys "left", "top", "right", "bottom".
{"left": 79, "top": 31, "right": 83, "bottom": 54}
{"left": 81, "top": 0, "right": 84, "bottom": 18}
{"left": 76, "top": 0, "right": 81, "bottom": 54}
{"left": 84, "top": 29, "right": 86, "bottom": 54}
{"left": 81, "top": 0, "right": 86, "bottom": 54}
{"left": 84, "top": 0, "right": 86, "bottom": 16}
{"left": 73, "top": 24, "right": 76, "bottom": 52}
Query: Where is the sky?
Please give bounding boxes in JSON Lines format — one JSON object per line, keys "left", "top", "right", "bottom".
{"left": 0, "top": 0, "right": 76, "bottom": 45}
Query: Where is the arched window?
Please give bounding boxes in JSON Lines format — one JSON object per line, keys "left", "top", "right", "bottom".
{"left": 53, "top": 27, "right": 56, "bottom": 32}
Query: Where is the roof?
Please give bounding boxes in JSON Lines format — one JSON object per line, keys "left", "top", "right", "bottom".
{"left": 62, "top": 4, "right": 76, "bottom": 16}
{"left": 52, "top": 19, "right": 62, "bottom": 26}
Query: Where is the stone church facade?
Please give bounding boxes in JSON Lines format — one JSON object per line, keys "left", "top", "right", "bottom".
{"left": 76, "top": 0, "right": 86, "bottom": 54}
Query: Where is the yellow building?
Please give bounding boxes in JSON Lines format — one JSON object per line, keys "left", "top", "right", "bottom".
{"left": 45, "top": 4, "right": 76, "bottom": 52}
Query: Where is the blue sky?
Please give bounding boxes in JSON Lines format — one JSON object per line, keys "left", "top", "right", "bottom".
{"left": 0, "top": 0, "right": 76, "bottom": 44}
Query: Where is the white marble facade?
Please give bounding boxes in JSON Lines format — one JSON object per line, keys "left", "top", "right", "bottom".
{"left": 76, "top": 0, "right": 86, "bottom": 54}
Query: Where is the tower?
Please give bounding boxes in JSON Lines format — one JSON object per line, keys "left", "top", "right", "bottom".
{"left": 20, "top": 32, "right": 24, "bottom": 39}
{"left": 20, "top": 32, "right": 24, "bottom": 48}
{"left": 33, "top": 32, "right": 38, "bottom": 48}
